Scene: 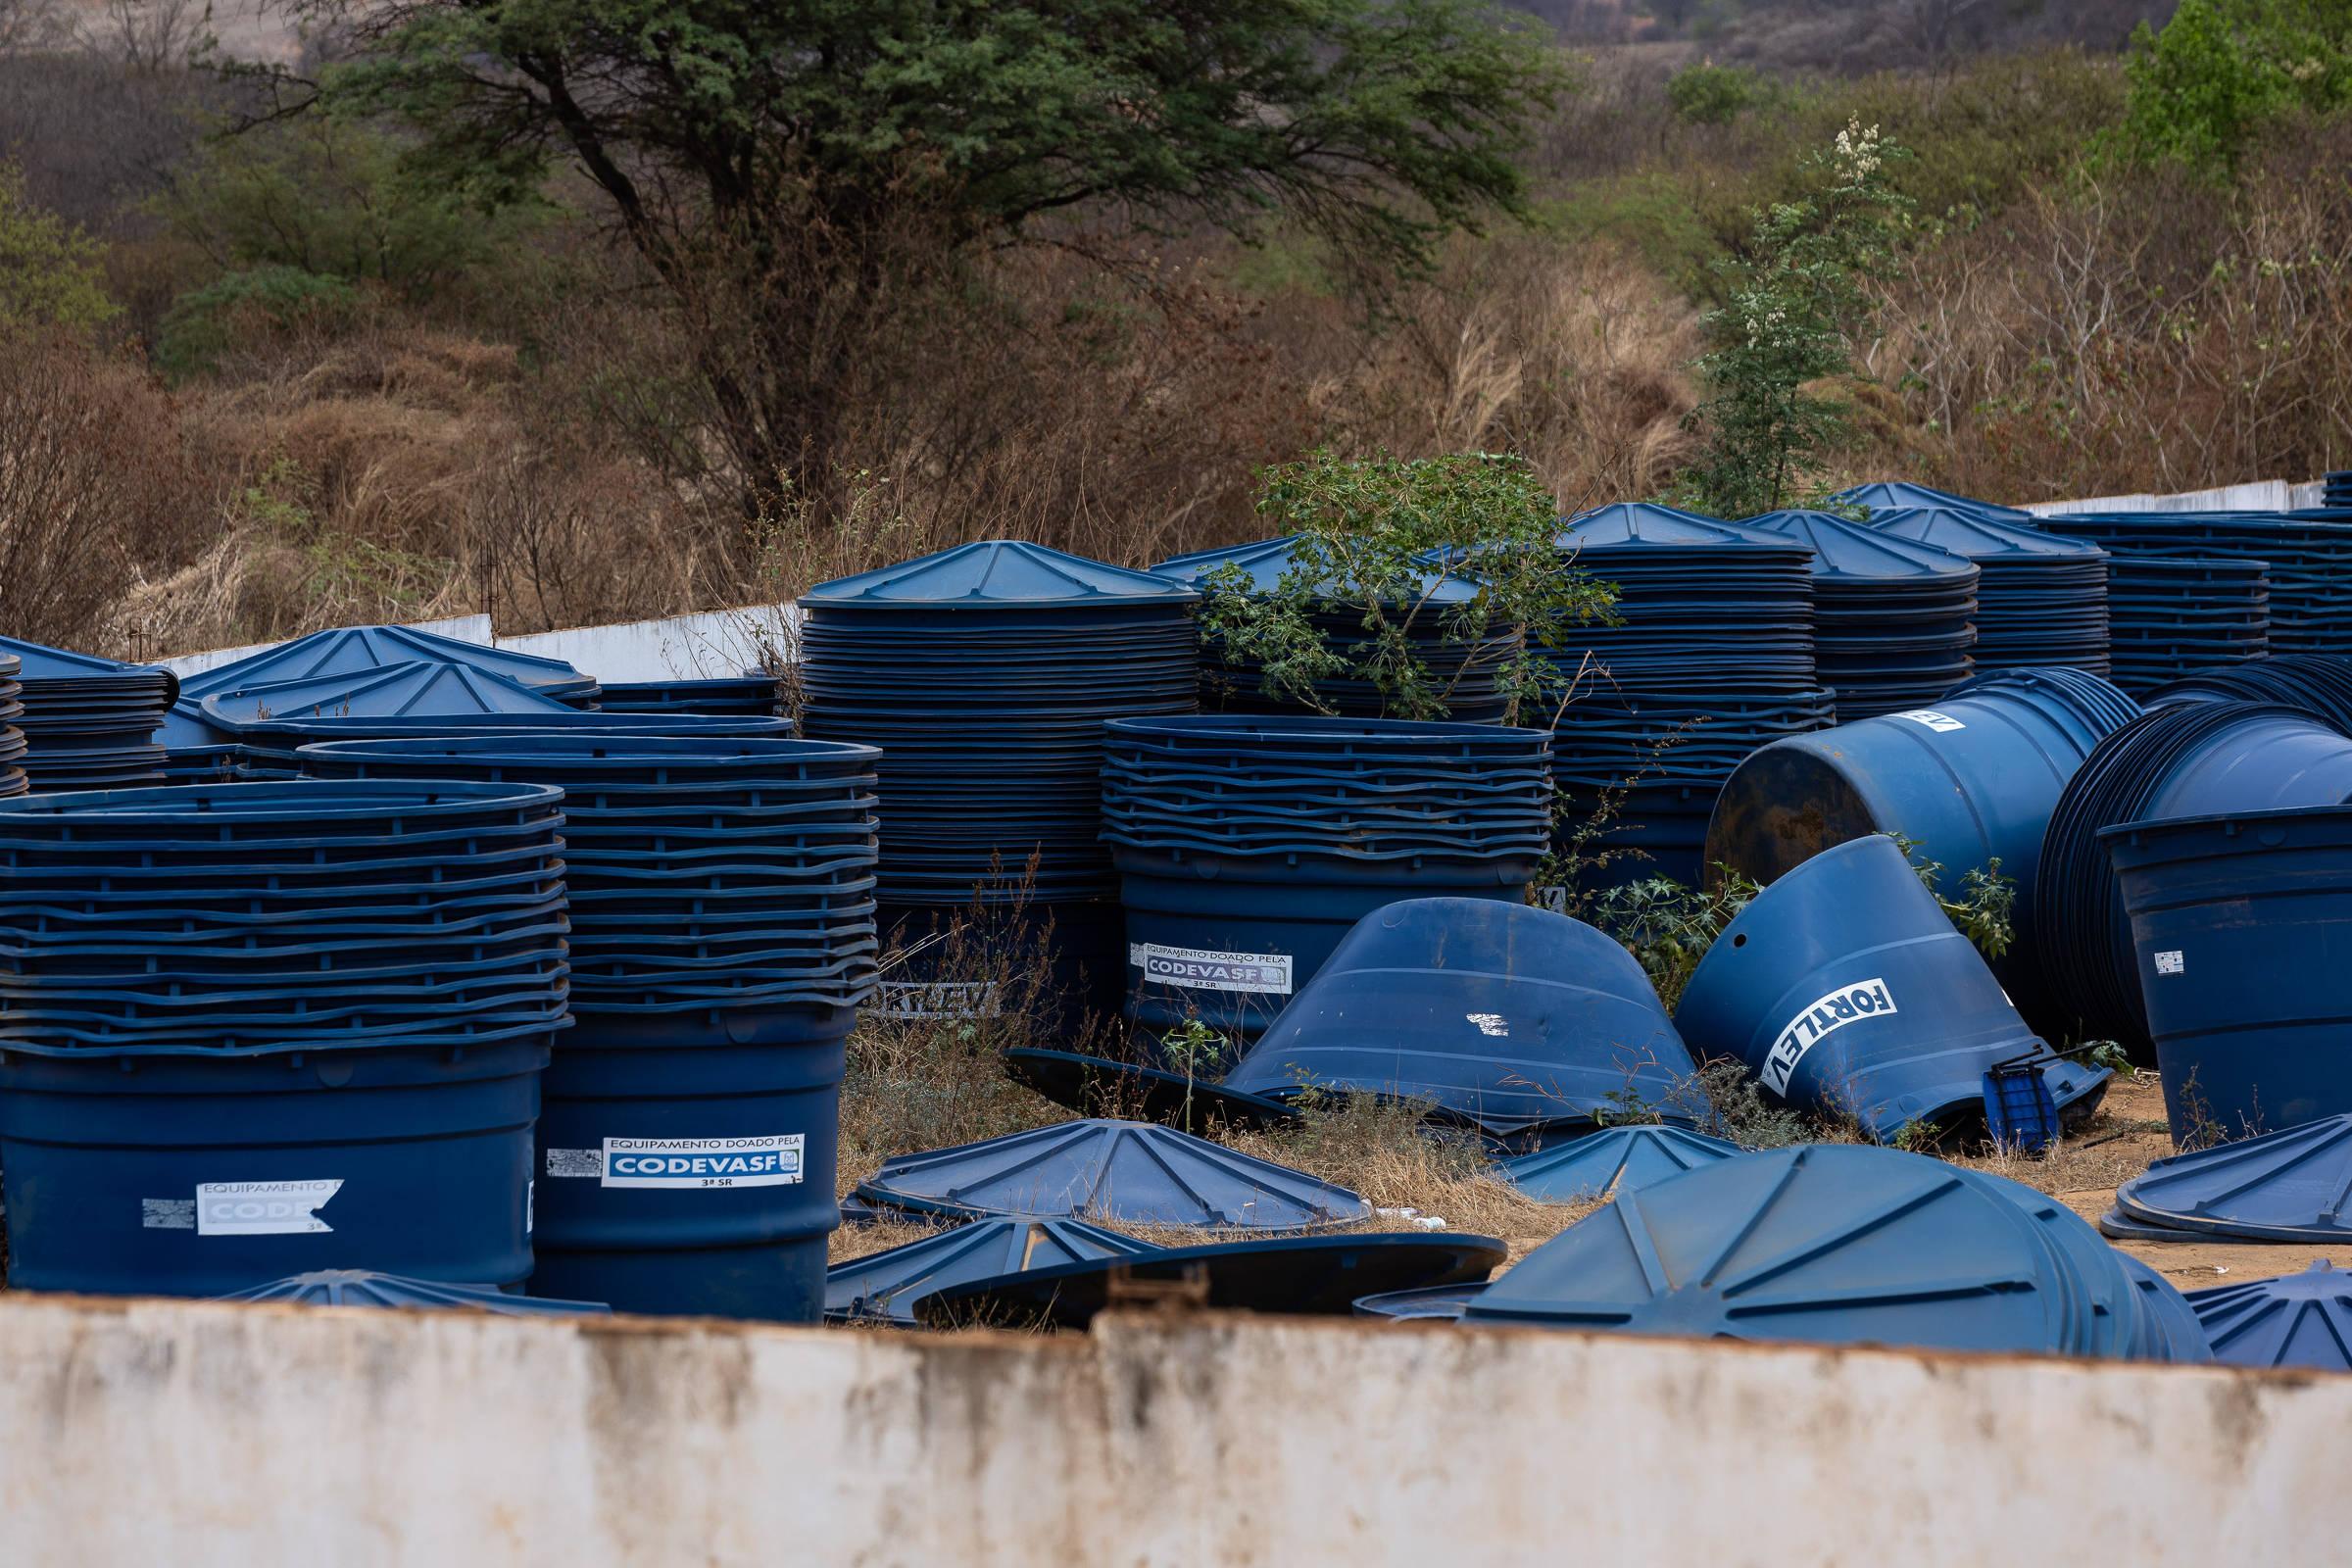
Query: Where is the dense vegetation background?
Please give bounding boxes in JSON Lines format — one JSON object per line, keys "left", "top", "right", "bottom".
{"left": 4, "top": 0, "right": 2347, "bottom": 661}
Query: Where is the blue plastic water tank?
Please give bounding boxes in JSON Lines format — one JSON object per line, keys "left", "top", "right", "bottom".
{"left": 2104, "top": 806, "right": 2352, "bottom": 1140}
{"left": 1865, "top": 507, "right": 2110, "bottom": 675}
{"left": 0, "top": 634, "right": 174, "bottom": 789}
{"left": 1705, "top": 666, "right": 2140, "bottom": 1032}
{"left": 2035, "top": 702, "right": 2352, "bottom": 1051}
{"left": 1675, "top": 835, "right": 2106, "bottom": 1141}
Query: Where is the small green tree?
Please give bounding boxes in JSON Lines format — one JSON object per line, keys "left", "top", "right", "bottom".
{"left": 1197, "top": 449, "right": 1613, "bottom": 727}
{"left": 2115, "top": 0, "right": 2352, "bottom": 175}
{"left": 160, "top": 115, "right": 541, "bottom": 295}
{"left": 1665, "top": 60, "right": 1768, "bottom": 125}
{"left": 1672, "top": 120, "right": 1912, "bottom": 519}
{"left": 0, "top": 163, "right": 120, "bottom": 330}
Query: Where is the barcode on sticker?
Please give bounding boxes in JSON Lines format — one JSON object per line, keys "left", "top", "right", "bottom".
{"left": 547, "top": 1148, "right": 604, "bottom": 1178}
{"left": 601, "top": 1135, "right": 805, "bottom": 1190}
{"left": 142, "top": 1199, "right": 195, "bottom": 1230}
{"left": 1761, "top": 979, "right": 1898, "bottom": 1096}
{"left": 1129, "top": 941, "right": 1293, "bottom": 995}
{"left": 1897, "top": 710, "right": 1966, "bottom": 733}
{"left": 2155, "top": 950, "right": 2185, "bottom": 976}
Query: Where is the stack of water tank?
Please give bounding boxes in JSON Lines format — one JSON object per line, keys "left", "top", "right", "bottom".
{"left": 594, "top": 675, "right": 780, "bottom": 717}
{"left": 797, "top": 542, "right": 1200, "bottom": 1030}
{"left": 2037, "top": 511, "right": 2350, "bottom": 659}
{"left": 0, "top": 653, "right": 27, "bottom": 798}
{"left": 1737, "top": 511, "right": 1980, "bottom": 719}
{"left": 0, "top": 780, "right": 568, "bottom": 1297}
{"left": 1865, "top": 506, "right": 2111, "bottom": 675}
{"left": 297, "top": 736, "right": 881, "bottom": 1319}
{"left": 0, "top": 635, "right": 175, "bottom": 790}
{"left": 1101, "top": 714, "right": 1551, "bottom": 1052}
{"left": 1539, "top": 504, "right": 1828, "bottom": 893}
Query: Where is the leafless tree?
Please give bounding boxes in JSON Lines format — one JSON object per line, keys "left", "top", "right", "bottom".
{"left": 81, "top": 0, "right": 214, "bottom": 71}
{"left": 0, "top": 0, "right": 63, "bottom": 54}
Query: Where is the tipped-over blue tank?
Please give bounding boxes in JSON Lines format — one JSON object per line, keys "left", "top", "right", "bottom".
{"left": 2120, "top": 1254, "right": 2215, "bottom": 1364}
{"left": 824, "top": 1217, "right": 1154, "bottom": 1325}
{"left": 2186, "top": 1260, "right": 2352, "bottom": 1370}
{"left": 217, "top": 1271, "right": 610, "bottom": 1315}
{"left": 2115, "top": 1114, "right": 2352, "bottom": 1243}
{"left": 853, "top": 1118, "right": 1370, "bottom": 1229}
{"left": 1495, "top": 1124, "right": 1742, "bottom": 1204}
{"left": 1675, "top": 835, "right": 2107, "bottom": 1142}
{"left": 1220, "top": 899, "right": 1698, "bottom": 1138}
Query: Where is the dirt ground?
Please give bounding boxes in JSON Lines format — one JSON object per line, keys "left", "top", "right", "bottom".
{"left": 2030, "top": 1071, "right": 2340, "bottom": 1295}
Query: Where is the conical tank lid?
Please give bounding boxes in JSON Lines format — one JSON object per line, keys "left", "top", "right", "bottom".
{"left": 853, "top": 1117, "right": 1370, "bottom": 1228}
{"left": 180, "top": 624, "right": 595, "bottom": 702}
{"left": 2116, "top": 1114, "right": 2352, "bottom": 1242}
{"left": 1496, "top": 1124, "right": 1742, "bottom": 1203}
{"left": 1464, "top": 1145, "right": 2072, "bottom": 1352}
{"left": 202, "top": 662, "right": 580, "bottom": 732}
{"left": 1738, "top": 511, "right": 1982, "bottom": 583}
{"left": 1870, "top": 506, "right": 2108, "bottom": 562}
{"left": 1152, "top": 534, "right": 1480, "bottom": 604}
{"left": 1832, "top": 481, "right": 2035, "bottom": 521}
{"left": 2186, "top": 1259, "right": 2352, "bottom": 1369}
{"left": 1221, "top": 899, "right": 1698, "bottom": 1137}
{"left": 1554, "top": 502, "right": 1810, "bottom": 554}
{"left": 824, "top": 1216, "right": 1153, "bottom": 1324}
{"left": 0, "top": 633, "right": 169, "bottom": 683}
{"left": 214, "top": 1270, "right": 610, "bottom": 1314}
{"left": 806, "top": 540, "right": 1200, "bottom": 609}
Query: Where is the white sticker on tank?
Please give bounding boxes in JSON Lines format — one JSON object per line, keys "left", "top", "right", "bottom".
{"left": 195, "top": 1179, "right": 342, "bottom": 1236}
{"left": 601, "top": 1136, "right": 805, "bottom": 1190}
{"left": 1760, "top": 980, "right": 1899, "bottom": 1097}
{"left": 1896, "top": 710, "right": 1966, "bottom": 733}
{"left": 141, "top": 1199, "right": 195, "bottom": 1230}
{"left": 546, "top": 1148, "right": 604, "bottom": 1179}
{"left": 1467, "top": 1013, "right": 1510, "bottom": 1037}
{"left": 1129, "top": 942, "right": 1294, "bottom": 995}
{"left": 2155, "top": 950, "right": 2186, "bottom": 976}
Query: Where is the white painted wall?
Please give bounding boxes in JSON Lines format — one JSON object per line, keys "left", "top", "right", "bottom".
{"left": 2026, "top": 477, "right": 2332, "bottom": 516}
{"left": 154, "top": 615, "right": 496, "bottom": 678}
{"left": 495, "top": 605, "right": 798, "bottom": 683}
{"left": 2, "top": 1293, "right": 2345, "bottom": 1565}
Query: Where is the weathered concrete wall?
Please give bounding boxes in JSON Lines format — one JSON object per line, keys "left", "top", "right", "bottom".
{"left": 2027, "top": 477, "right": 2330, "bottom": 515}
{"left": 2, "top": 1293, "right": 2342, "bottom": 1565}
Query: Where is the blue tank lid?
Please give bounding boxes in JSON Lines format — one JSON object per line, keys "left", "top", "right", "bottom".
{"left": 1553, "top": 502, "right": 1807, "bottom": 552}
{"left": 201, "top": 662, "right": 581, "bottom": 732}
{"left": 2115, "top": 1114, "right": 2352, "bottom": 1243}
{"left": 1869, "top": 505, "right": 2109, "bottom": 561}
{"left": 2186, "top": 1259, "right": 2352, "bottom": 1369}
{"left": 1152, "top": 534, "right": 1481, "bottom": 604}
{"left": 805, "top": 540, "right": 1201, "bottom": 609}
{"left": 1738, "top": 511, "right": 1982, "bottom": 582}
{"left": 1221, "top": 899, "right": 1698, "bottom": 1138}
{"left": 824, "top": 1216, "right": 1154, "bottom": 1325}
{"left": 1496, "top": 1124, "right": 1743, "bottom": 1203}
{"left": 0, "top": 634, "right": 167, "bottom": 682}
{"left": 1464, "top": 1145, "right": 2074, "bottom": 1352}
{"left": 1832, "top": 481, "right": 2035, "bottom": 520}
{"left": 180, "top": 624, "right": 596, "bottom": 702}
{"left": 215, "top": 1270, "right": 610, "bottom": 1314}
{"left": 853, "top": 1118, "right": 1371, "bottom": 1228}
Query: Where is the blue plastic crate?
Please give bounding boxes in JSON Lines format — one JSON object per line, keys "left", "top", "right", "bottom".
{"left": 1983, "top": 1062, "right": 2062, "bottom": 1152}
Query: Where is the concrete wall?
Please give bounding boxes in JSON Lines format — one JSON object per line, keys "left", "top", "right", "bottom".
{"left": 4, "top": 1292, "right": 2344, "bottom": 1565}
{"left": 2026, "top": 477, "right": 2329, "bottom": 515}
{"left": 495, "top": 606, "right": 797, "bottom": 683}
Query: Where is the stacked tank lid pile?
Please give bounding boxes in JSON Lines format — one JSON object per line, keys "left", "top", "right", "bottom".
{"left": 798, "top": 541, "right": 1200, "bottom": 907}
{"left": 0, "top": 653, "right": 27, "bottom": 798}
{"left": 2037, "top": 510, "right": 2352, "bottom": 662}
{"left": 1101, "top": 714, "right": 1549, "bottom": 1053}
{"left": 295, "top": 735, "right": 882, "bottom": 1320}
{"left": 0, "top": 635, "right": 175, "bottom": 790}
{"left": 1152, "top": 535, "right": 1519, "bottom": 723}
{"left": 1736, "top": 511, "right": 1980, "bottom": 720}
{"left": 1538, "top": 504, "right": 1828, "bottom": 890}
{"left": 1864, "top": 506, "right": 2111, "bottom": 675}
